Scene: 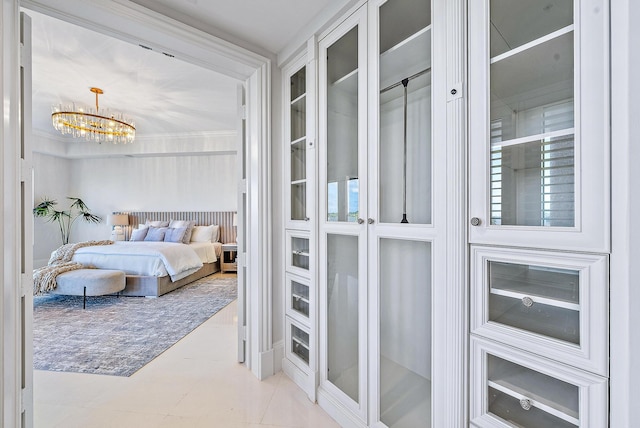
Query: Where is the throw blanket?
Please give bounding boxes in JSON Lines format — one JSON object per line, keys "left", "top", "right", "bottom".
{"left": 33, "top": 240, "right": 113, "bottom": 295}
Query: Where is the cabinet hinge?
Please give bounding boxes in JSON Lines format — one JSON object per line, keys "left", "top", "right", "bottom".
{"left": 243, "top": 326, "right": 248, "bottom": 341}
{"left": 20, "top": 159, "right": 32, "bottom": 182}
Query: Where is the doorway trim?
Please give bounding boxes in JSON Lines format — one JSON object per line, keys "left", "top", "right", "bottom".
{"left": 21, "top": 0, "right": 274, "bottom": 383}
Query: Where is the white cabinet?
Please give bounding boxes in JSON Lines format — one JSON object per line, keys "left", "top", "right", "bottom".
{"left": 468, "top": 1, "right": 610, "bottom": 426}
{"left": 471, "top": 337, "right": 608, "bottom": 427}
{"left": 471, "top": 246, "right": 608, "bottom": 376}
{"left": 468, "top": 0, "right": 609, "bottom": 253}
{"left": 317, "top": 1, "right": 439, "bottom": 427}
{"left": 282, "top": 48, "right": 317, "bottom": 401}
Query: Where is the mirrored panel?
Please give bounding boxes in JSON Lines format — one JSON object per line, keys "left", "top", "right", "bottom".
{"left": 379, "top": 0, "right": 431, "bottom": 225}
{"left": 327, "top": 27, "right": 359, "bottom": 222}
{"left": 327, "top": 233, "right": 359, "bottom": 402}
{"left": 380, "top": 238, "right": 431, "bottom": 427}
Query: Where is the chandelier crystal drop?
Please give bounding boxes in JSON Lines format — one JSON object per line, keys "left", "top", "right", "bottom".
{"left": 51, "top": 87, "right": 136, "bottom": 144}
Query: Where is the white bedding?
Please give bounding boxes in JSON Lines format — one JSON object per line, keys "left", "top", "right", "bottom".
{"left": 71, "top": 241, "right": 219, "bottom": 281}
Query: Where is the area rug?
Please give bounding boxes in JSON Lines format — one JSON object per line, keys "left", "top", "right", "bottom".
{"left": 32, "top": 275, "right": 237, "bottom": 377}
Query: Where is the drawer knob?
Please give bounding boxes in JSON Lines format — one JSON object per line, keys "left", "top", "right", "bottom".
{"left": 470, "top": 217, "right": 481, "bottom": 226}
{"left": 519, "top": 398, "right": 532, "bottom": 411}
{"left": 357, "top": 218, "right": 365, "bottom": 224}
{"left": 522, "top": 296, "right": 534, "bottom": 308}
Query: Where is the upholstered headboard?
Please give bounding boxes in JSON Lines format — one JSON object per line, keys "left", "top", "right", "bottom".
{"left": 114, "top": 211, "right": 236, "bottom": 243}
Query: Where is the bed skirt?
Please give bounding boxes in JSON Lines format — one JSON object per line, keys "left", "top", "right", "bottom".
{"left": 120, "top": 261, "right": 220, "bottom": 297}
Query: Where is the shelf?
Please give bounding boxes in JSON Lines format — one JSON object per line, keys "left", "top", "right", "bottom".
{"left": 488, "top": 386, "right": 578, "bottom": 428}
{"left": 292, "top": 293, "right": 310, "bottom": 305}
{"left": 490, "top": 288, "right": 579, "bottom": 311}
{"left": 489, "top": 293, "right": 580, "bottom": 344}
{"left": 379, "top": 356, "right": 432, "bottom": 427}
{"left": 491, "top": 128, "right": 574, "bottom": 149}
{"left": 489, "top": 260, "right": 580, "bottom": 304}
{"left": 292, "top": 250, "right": 310, "bottom": 258}
{"left": 291, "top": 136, "right": 306, "bottom": 146}
{"left": 491, "top": 25, "right": 573, "bottom": 65}
{"left": 291, "top": 92, "right": 306, "bottom": 105}
{"left": 380, "top": 26, "right": 431, "bottom": 91}
{"left": 291, "top": 179, "right": 307, "bottom": 186}
{"left": 491, "top": 30, "right": 574, "bottom": 115}
{"left": 331, "top": 69, "right": 358, "bottom": 96}
{"left": 488, "top": 356, "right": 579, "bottom": 422}
{"left": 292, "top": 335, "right": 310, "bottom": 350}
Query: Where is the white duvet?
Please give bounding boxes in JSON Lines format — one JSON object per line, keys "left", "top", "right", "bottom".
{"left": 71, "top": 241, "right": 216, "bottom": 281}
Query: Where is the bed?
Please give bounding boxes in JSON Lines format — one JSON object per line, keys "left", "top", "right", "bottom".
{"left": 73, "top": 211, "right": 235, "bottom": 297}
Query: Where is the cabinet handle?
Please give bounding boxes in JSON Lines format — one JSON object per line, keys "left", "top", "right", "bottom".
{"left": 519, "top": 398, "right": 532, "bottom": 411}
{"left": 522, "top": 296, "right": 534, "bottom": 308}
{"left": 304, "top": 217, "right": 310, "bottom": 221}
{"left": 470, "top": 217, "right": 481, "bottom": 226}
{"left": 357, "top": 218, "right": 365, "bottom": 224}
{"left": 368, "top": 218, "right": 375, "bottom": 224}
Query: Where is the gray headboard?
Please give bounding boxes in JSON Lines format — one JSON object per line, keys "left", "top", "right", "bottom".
{"left": 114, "top": 211, "right": 236, "bottom": 243}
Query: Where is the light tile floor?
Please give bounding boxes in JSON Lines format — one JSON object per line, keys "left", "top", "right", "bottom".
{"left": 34, "top": 281, "right": 340, "bottom": 428}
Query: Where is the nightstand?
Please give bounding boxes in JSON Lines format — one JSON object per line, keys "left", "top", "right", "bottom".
{"left": 221, "top": 243, "right": 237, "bottom": 273}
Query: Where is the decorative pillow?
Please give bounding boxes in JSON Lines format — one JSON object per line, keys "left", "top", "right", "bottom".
{"left": 145, "top": 219, "right": 169, "bottom": 228}
{"left": 169, "top": 219, "right": 195, "bottom": 244}
{"left": 144, "top": 226, "right": 168, "bottom": 241}
{"left": 129, "top": 227, "right": 148, "bottom": 241}
{"left": 164, "top": 227, "right": 187, "bottom": 243}
{"left": 211, "top": 224, "right": 220, "bottom": 242}
{"left": 190, "top": 225, "right": 214, "bottom": 242}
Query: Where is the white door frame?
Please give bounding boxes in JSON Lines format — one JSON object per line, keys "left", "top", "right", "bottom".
{"left": 1, "top": 1, "right": 274, "bottom": 423}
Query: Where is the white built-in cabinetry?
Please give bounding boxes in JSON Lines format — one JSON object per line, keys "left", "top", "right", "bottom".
{"left": 280, "top": 0, "right": 610, "bottom": 426}
{"left": 282, "top": 46, "right": 317, "bottom": 400}
{"left": 468, "top": 0, "right": 610, "bottom": 426}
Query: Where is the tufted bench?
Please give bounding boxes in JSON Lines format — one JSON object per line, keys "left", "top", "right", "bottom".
{"left": 53, "top": 269, "right": 126, "bottom": 309}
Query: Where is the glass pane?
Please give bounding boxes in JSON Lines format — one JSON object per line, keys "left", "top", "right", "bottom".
{"left": 488, "top": 355, "right": 579, "bottom": 426}
{"left": 490, "top": 0, "right": 573, "bottom": 58}
{"left": 291, "top": 237, "right": 309, "bottom": 270}
{"left": 327, "top": 234, "right": 359, "bottom": 402}
{"left": 380, "top": 238, "right": 431, "bottom": 427}
{"left": 291, "top": 183, "right": 306, "bottom": 221}
{"left": 327, "top": 26, "right": 359, "bottom": 222}
{"left": 291, "top": 280, "right": 310, "bottom": 318}
{"left": 490, "top": 135, "right": 574, "bottom": 227}
{"left": 291, "top": 67, "right": 306, "bottom": 101}
{"left": 490, "top": 33, "right": 574, "bottom": 140}
{"left": 489, "top": 261, "right": 580, "bottom": 344}
{"left": 291, "top": 324, "right": 310, "bottom": 364}
{"left": 379, "top": 0, "right": 432, "bottom": 225}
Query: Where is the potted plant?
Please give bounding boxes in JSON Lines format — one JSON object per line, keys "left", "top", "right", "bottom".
{"left": 33, "top": 197, "right": 102, "bottom": 245}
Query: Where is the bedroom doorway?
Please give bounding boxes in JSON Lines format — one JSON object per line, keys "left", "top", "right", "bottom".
{"left": 15, "top": 0, "right": 273, "bottom": 424}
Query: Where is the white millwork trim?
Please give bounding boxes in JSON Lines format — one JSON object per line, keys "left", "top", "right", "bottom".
{"left": 3, "top": 2, "right": 274, "bottom": 424}
{"left": 610, "top": 0, "right": 640, "bottom": 425}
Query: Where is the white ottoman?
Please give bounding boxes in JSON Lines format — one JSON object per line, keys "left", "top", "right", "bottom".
{"left": 54, "top": 269, "right": 126, "bottom": 309}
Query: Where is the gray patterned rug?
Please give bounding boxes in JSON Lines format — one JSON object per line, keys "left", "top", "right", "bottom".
{"left": 33, "top": 275, "right": 237, "bottom": 377}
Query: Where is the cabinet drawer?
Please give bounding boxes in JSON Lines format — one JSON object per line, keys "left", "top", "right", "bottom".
{"left": 471, "top": 246, "right": 608, "bottom": 375}
{"left": 285, "top": 318, "right": 313, "bottom": 371}
{"left": 471, "top": 337, "right": 607, "bottom": 428}
{"left": 286, "top": 231, "right": 311, "bottom": 276}
{"left": 286, "top": 273, "right": 311, "bottom": 326}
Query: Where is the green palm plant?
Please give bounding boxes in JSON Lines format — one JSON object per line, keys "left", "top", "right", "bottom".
{"left": 33, "top": 197, "right": 102, "bottom": 245}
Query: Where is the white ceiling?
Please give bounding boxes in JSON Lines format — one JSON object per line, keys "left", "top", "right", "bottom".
{"left": 129, "top": 0, "right": 348, "bottom": 55}
{"left": 29, "top": 0, "right": 349, "bottom": 144}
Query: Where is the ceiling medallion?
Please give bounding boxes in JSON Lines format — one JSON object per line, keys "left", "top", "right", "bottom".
{"left": 51, "top": 87, "right": 136, "bottom": 144}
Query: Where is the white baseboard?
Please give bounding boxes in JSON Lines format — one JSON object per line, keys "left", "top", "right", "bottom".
{"left": 282, "top": 357, "right": 316, "bottom": 402}
{"left": 258, "top": 348, "right": 274, "bottom": 380}
{"left": 273, "top": 340, "right": 284, "bottom": 373}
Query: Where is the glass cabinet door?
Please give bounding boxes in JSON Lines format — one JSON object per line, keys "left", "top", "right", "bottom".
{"left": 319, "top": 5, "right": 368, "bottom": 419}
{"left": 469, "top": 0, "right": 609, "bottom": 252}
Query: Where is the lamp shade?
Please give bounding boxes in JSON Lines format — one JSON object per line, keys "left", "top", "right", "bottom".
{"left": 107, "top": 214, "right": 129, "bottom": 226}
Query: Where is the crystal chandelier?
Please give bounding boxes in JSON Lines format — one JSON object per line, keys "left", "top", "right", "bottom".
{"left": 51, "top": 87, "right": 136, "bottom": 144}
